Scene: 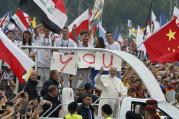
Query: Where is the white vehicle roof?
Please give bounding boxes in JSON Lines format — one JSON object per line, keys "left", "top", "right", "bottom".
{"left": 21, "top": 46, "right": 166, "bottom": 101}
{"left": 158, "top": 102, "right": 179, "bottom": 119}
{"left": 120, "top": 97, "right": 179, "bottom": 119}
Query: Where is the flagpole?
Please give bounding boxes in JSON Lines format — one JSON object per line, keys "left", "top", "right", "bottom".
{"left": 65, "top": 0, "right": 71, "bottom": 8}
{"left": 177, "top": 0, "right": 178, "bottom": 7}
{"left": 143, "top": 0, "right": 154, "bottom": 41}
{"left": 137, "top": 0, "right": 154, "bottom": 49}
{"left": 170, "top": 0, "right": 173, "bottom": 19}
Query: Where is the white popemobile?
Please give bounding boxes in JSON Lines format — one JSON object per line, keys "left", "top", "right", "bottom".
{"left": 21, "top": 46, "right": 179, "bottom": 119}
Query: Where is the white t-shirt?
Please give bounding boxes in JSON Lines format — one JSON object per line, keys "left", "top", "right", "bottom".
{"left": 19, "top": 42, "right": 36, "bottom": 56}
{"left": 35, "top": 36, "right": 52, "bottom": 46}
{"left": 106, "top": 41, "right": 121, "bottom": 50}
{"left": 78, "top": 42, "right": 94, "bottom": 48}
{"left": 55, "top": 38, "right": 77, "bottom": 48}
{"left": 13, "top": 40, "right": 21, "bottom": 47}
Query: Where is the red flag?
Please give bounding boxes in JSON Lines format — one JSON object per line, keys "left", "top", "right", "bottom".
{"left": 0, "top": 30, "right": 34, "bottom": 83}
{"left": 144, "top": 18, "right": 179, "bottom": 63}
{"left": 68, "top": 9, "right": 90, "bottom": 40}
{"left": 12, "top": 9, "right": 30, "bottom": 31}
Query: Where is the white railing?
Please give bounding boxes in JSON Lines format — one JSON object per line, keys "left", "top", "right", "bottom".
{"left": 20, "top": 45, "right": 165, "bottom": 101}
{"left": 40, "top": 102, "right": 53, "bottom": 117}
{"left": 40, "top": 97, "right": 123, "bottom": 118}
{"left": 46, "top": 103, "right": 68, "bottom": 117}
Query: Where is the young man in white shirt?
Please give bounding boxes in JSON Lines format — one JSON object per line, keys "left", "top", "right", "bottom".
{"left": 105, "top": 31, "right": 122, "bottom": 79}
{"left": 105, "top": 31, "right": 121, "bottom": 50}
{"left": 73, "top": 31, "right": 94, "bottom": 90}
{"left": 55, "top": 27, "right": 77, "bottom": 88}
{"left": 34, "top": 27, "right": 53, "bottom": 88}
{"left": 78, "top": 31, "right": 93, "bottom": 48}
{"left": 55, "top": 27, "right": 77, "bottom": 48}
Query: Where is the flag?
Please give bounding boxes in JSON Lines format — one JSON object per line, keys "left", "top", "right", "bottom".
{"left": 22, "top": 67, "right": 33, "bottom": 82}
{"left": 173, "top": 6, "right": 179, "bottom": 18}
{"left": 68, "top": 9, "right": 90, "bottom": 40}
{"left": 113, "top": 26, "right": 122, "bottom": 41}
{"left": 90, "top": 0, "right": 104, "bottom": 24}
{"left": 19, "top": 0, "right": 67, "bottom": 34}
{"left": 151, "top": 11, "right": 160, "bottom": 33}
{"left": 0, "top": 11, "right": 11, "bottom": 31}
{"left": 128, "top": 19, "right": 132, "bottom": 28}
{"left": 0, "top": 30, "right": 35, "bottom": 83}
{"left": 12, "top": 9, "right": 30, "bottom": 32}
{"left": 144, "top": 18, "right": 179, "bottom": 63}
{"left": 159, "top": 13, "right": 167, "bottom": 26}
{"left": 145, "top": 25, "right": 151, "bottom": 38}
{"left": 113, "top": 26, "right": 119, "bottom": 41}
{"left": 7, "top": 23, "right": 16, "bottom": 30}
{"left": 31, "top": 17, "right": 36, "bottom": 28}
{"left": 95, "top": 22, "right": 107, "bottom": 43}
{"left": 129, "top": 28, "right": 137, "bottom": 37}
{"left": 136, "top": 25, "right": 146, "bottom": 52}
{"left": 145, "top": 21, "right": 151, "bottom": 39}
{"left": 0, "top": 12, "right": 9, "bottom": 27}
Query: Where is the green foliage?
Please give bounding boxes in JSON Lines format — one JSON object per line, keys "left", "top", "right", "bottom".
{"left": 0, "top": 0, "right": 18, "bottom": 15}
{"left": 103, "top": 0, "right": 171, "bottom": 32}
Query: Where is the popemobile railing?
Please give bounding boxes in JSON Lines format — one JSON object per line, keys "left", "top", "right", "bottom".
{"left": 20, "top": 46, "right": 165, "bottom": 102}
{"left": 39, "top": 97, "right": 123, "bottom": 118}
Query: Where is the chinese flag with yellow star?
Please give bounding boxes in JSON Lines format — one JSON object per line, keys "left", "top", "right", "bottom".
{"left": 144, "top": 18, "right": 179, "bottom": 63}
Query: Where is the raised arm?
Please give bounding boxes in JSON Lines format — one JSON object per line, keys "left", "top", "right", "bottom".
{"left": 95, "top": 67, "right": 105, "bottom": 90}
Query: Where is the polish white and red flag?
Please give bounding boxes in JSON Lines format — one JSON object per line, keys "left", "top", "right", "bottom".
{"left": 12, "top": 8, "right": 30, "bottom": 31}
{"left": 68, "top": 9, "right": 90, "bottom": 40}
{"left": 0, "top": 30, "right": 34, "bottom": 83}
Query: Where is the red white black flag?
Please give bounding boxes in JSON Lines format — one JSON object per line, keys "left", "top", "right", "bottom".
{"left": 12, "top": 9, "right": 30, "bottom": 31}
{"left": 19, "top": 0, "right": 67, "bottom": 34}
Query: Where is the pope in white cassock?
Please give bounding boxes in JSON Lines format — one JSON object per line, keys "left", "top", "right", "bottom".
{"left": 95, "top": 67, "right": 127, "bottom": 118}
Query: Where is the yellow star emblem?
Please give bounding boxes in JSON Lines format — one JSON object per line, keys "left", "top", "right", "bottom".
{"left": 166, "top": 29, "right": 176, "bottom": 41}
{"left": 172, "top": 49, "right": 176, "bottom": 52}
{"left": 168, "top": 47, "right": 171, "bottom": 51}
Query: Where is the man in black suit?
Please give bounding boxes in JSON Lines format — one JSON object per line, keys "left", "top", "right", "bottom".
{"left": 42, "top": 85, "right": 61, "bottom": 117}
{"left": 41, "top": 70, "right": 61, "bottom": 97}
{"left": 77, "top": 94, "right": 95, "bottom": 119}
{"left": 76, "top": 83, "right": 98, "bottom": 103}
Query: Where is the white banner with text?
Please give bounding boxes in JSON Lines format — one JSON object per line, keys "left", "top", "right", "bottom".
{"left": 50, "top": 51, "right": 122, "bottom": 75}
